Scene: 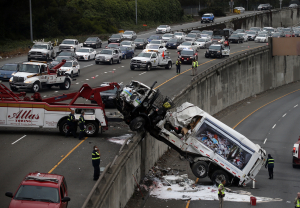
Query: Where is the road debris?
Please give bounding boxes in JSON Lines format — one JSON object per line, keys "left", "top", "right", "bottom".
{"left": 107, "top": 134, "right": 133, "bottom": 145}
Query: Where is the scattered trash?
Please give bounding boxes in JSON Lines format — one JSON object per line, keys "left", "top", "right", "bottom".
{"left": 107, "top": 134, "right": 133, "bottom": 145}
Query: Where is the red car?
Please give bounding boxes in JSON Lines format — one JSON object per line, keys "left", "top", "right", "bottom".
{"left": 5, "top": 172, "right": 70, "bottom": 208}
{"left": 284, "top": 32, "right": 295, "bottom": 37}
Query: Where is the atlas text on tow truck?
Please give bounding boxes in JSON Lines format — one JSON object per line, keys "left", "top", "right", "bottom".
{"left": 115, "top": 81, "right": 267, "bottom": 186}
{"left": 130, "top": 51, "right": 172, "bottom": 71}
{"left": 0, "top": 82, "right": 120, "bottom": 136}
{"left": 293, "top": 136, "right": 300, "bottom": 168}
{"left": 9, "top": 60, "right": 72, "bottom": 93}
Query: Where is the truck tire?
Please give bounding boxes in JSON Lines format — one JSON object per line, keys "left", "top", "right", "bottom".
{"left": 10, "top": 87, "right": 17, "bottom": 92}
{"left": 71, "top": 71, "right": 74, "bottom": 78}
{"left": 130, "top": 66, "right": 135, "bottom": 70}
{"left": 110, "top": 59, "right": 113, "bottom": 65}
{"left": 59, "top": 118, "right": 75, "bottom": 136}
{"left": 95, "top": 61, "right": 99, "bottom": 65}
{"left": 146, "top": 63, "right": 151, "bottom": 71}
{"left": 165, "top": 61, "right": 172, "bottom": 69}
{"left": 32, "top": 82, "right": 40, "bottom": 92}
{"left": 129, "top": 117, "right": 145, "bottom": 131}
{"left": 60, "top": 79, "right": 70, "bottom": 90}
{"left": 211, "top": 170, "right": 229, "bottom": 186}
{"left": 191, "top": 161, "right": 208, "bottom": 178}
{"left": 85, "top": 121, "right": 99, "bottom": 137}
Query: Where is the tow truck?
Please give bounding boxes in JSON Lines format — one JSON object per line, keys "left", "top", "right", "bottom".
{"left": 0, "top": 81, "right": 120, "bottom": 136}
{"left": 9, "top": 60, "right": 72, "bottom": 92}
{"left": 293, "top": 137, "right": 300, "bottom": 168}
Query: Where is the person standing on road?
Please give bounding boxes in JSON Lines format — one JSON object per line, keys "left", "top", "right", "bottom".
{"left": 176, "top": 58, "right": 181, "bottom": 75}
{"left": 191, "top": 59, "right": 198, "bottom": 76}
{"left": 265, "top": 154, "right": 274, "bottom": 179}
{"left": 66, "top": 110, "right": 77, "bottom": 138}
{"left": 295, "top": 192, "right": 300, "bottom": 208}
{"left": 218, "top": 180, "right": 226, "bottom": 208}
{"left": 78, "top": 111, "right": 85, "bottom": 140}
{"left": 92, "top": 145, "right": 101, "bottom": 181}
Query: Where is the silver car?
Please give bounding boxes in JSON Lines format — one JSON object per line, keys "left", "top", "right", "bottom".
{"left": 173, "top": 32, "right": 186, "bottom": 40}
{"left": 95, "top": 49, "right": 122, "bottom": 65}
{"left": 122, "top": 31, "right": 137, "bottom": 40}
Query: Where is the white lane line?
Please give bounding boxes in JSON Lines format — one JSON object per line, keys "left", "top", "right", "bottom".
{"left": 104, "top": 72, "right": 107, "bottom": 73}
{"left": 113, "top": 69, "right": 116, "bottom": 70}
{"left": 264, "top": 138, "right": 267, "bottom": 144}
{"left": 121, "top": 66, "right": 125, "bottom": 67}
{"left": 95, "top": 75, "right": 99, "bottom": 77}
{"left": 12, "top": 135, "right": 26, "bottom": 145}
{"left": 86, "top": 79, "right": 89, "bottom": 80}
{"left": 43, "top": 95, "right": 47, "bottom": 97}
{"left": 294, "top": 104, "right": 298, "bottom": 108}
{"left": 55, "top": 91, "right": 58, "bottom": 93}
{"left": 85, "top": 64, "right": 93, "bottom": 68}
{"left": 76, "top": 82, "right": 79, "bottom": 84}
{"left": 282, "top": 113, "right": 286, "bottom": 117}
{"left": 139, "top": 72, "right": 146, "bottom": 75}
{"left": 272, "top": 124, "right": 276, "bottom": 129}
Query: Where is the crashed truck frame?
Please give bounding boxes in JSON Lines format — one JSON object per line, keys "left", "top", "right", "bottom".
{"left": 115, "top": 80, "right": 267, "bottom": 186}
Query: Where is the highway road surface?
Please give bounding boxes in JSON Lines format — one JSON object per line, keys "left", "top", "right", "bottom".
{"left": 0, "top": 11, "right": 269, "bottom": 208}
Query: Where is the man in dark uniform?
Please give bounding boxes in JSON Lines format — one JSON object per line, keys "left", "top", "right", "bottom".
{"left": 66, "top": 110, "right": 77, "bottom": 138}
{"left": 78, "top": 111, "right": 85, "bottom": 140}
{"left": 92, "top": 145, "right": 101, "bottom": 181}
{"left": 265, "top": 154, "right": 274, "bottom": 179}
{"left": 176, "top": 58, "right": 181, "bottom": 75}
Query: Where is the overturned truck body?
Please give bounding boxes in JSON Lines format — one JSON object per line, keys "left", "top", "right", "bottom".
{"left": 115, "top": 80, "right": 266, "bottom": 186}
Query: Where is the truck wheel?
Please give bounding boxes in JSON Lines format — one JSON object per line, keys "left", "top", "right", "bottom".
{"left": 88, "top": 56, "right": 90, "bottom": 61}
{"left": 59, "top": 118, "right": 69, "bottom": 135}
{"left": 32, "top": 82, "right": 40, "bottom": 92}
{"left": 71, "top": 71, "right": 74, "bottom": 78}
{"left": 60, "top": 79, "right": 70, "bottom": 90}
{"left": 191, "top": 161, "right": 208, "bottom": 178}
{"left": 129, "top": 117, "right": 145, "bottom": 131}
{"left": 118, "top": 57, "right": 121, "bottom": 64}
{"left": 85, "top": 121, "right": 99, "bottom": 137}
{"left": 211, "top": 170, "right": 229, "bottom": 186}
{"left": 110, "top": 59, "right": 113, "bottom": 65}
{"left": 165, "top": 61, "right": 172, "bottom": 69}
{"left": 95, "top": 61, "right": 99, "bottom": 65}
{"left": 47, "top": 85, "right": 52, "bottom": 89}
{"left": 146, "top": 63, "right": 151, "bottom": 71}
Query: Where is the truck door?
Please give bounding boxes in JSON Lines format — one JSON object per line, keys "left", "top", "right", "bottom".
{"left": 151, "top": 53, "right": 158, "bottom": 66}
{"left": 39, "top": 65, "right": 48, "bottom": 83}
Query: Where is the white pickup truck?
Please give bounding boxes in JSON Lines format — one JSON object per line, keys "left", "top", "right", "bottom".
{"left": 130, "top": 51, "right": 172, "bottom": 71}
{"left": 59, "top": 39, "right": 83, "bottom": 52}
{"left": 9, "top": 61, "right": 72, "bottom": 92}
{"left": 28, "top": 42, "right": 59, "bottom": 61}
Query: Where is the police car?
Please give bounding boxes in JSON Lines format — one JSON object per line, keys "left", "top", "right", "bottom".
{"left": 178, "top": 49, "right": 198, "bottom": 64}
{"left": 205, "top": 44, "right": 230, "bottom": 58}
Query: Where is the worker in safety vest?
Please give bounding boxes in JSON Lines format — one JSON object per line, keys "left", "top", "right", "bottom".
{"left": 66, "top": 110, "right": 77, "bottom": 138}
{"left": 191, "top": 59, "right": 198, "bottom": 76}
{"left": 92, "top": 145, "right": 101, "bottom": 181}
{"left": 176, "top": 58, "right": 181, "bottom": 75}
{"left": 218, "top": 179, "right": 226, "bottom": 208}
{"left": 265, "top": 154, "right": 274, "bottom": 179}
{"left": 295, "top": 192, "right": 300, "bottom": 208}
{"left": 78, "top": 111, "right": 85, "bottom": 140}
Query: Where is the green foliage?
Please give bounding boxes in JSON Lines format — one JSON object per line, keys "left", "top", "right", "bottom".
{"left": 198, "top": 7, "right": 225, "bottom": 17}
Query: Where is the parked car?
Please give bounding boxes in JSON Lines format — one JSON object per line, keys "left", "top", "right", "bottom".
{"left": 95, "top": 49, "right": 122, "bottom": 65}
{"left": 165, "top": 38, "right": 182, "bottom": 49}
{"left": 173, "top": 32, "right": 186, "bottom": 40}
{"left": 106, "top": 43, "right": 120, "bottom": 49}
{"left": 122, "top": 30, "right": 137, "bottom": 40}
{"left": 5, "top": 172, "right": 70, "bottom": 208}
{"left": 229, "top": 34, "right": 244, "bottom": 43}
{"left": 59, "top": 59, "right": 80, "bottom": 77}
{"left": 118, "top": 46, "right": 135, "bottom": 59}
{"left": 108, "top": 34, "right": 124, "bottom": 43}
{"left": 195, "top": 38, "right": 212, "bottom": 49}
{"left": 83, "top": 37, "right": 102, "bottom": 48}
{"left": 185, "top": 33, "right": 201, "bottom": 42}
{"left": 178, "top": 49, "right": 198, "bottom": 63}
{"left": 177, "top": 41, "right": 198, "bottom": 51}
{"left": 246, "top": 31, "right": 258, "bottom": 40}
{"left": 156, "top": 25, "right": 171, "bottom": 33}
{"left": 134, "top": 38, "right": 148, "bottom": 49}
{"left": 162, "top": 34, "right": 175, "bottom": 42}
{"left": 0, "top": 63, "right": 20, "bottom": 80}
{"left": 75, "top": 47, "right": 97, "bottom": 61}
{"left": 147, "top": 35, "right": 162, "bottom": 43}
{"left": 255, "top": 34, "right": 269, "bottom": 42}
{"left": 201, "top": 13, "right": 214, "bottom": 23}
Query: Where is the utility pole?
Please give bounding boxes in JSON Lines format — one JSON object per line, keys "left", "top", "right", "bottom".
{"left": 247, "top": 0, "right": 249, "bottom": 11}
{"left": 29, "top": 0, "right": 33, "bottom": 42}
{"left": 199, "top": 0, "right": 201, "bottom": 11}
{"left": 135, "top": 0, "right": 137, "bottom": 25}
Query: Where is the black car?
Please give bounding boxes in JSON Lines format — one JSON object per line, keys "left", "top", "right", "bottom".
{"left": 108, "top": 34, "right": 124, "bottom": 44}
{"left": 134, "top": 38, "right": 148, "bottom": 49}
{"left": 229, "top": 34, "right": 244, "bottom": 43}
{"left": 205, "top": 44, "right": 225, "bottom": 58}
{"left": 223, "top": 28, "right": 234, "bottom": 35}
{"left": 165, "top": 38, "right": 182, "bottom": 49}
{"left": 178, "top": 49, "right": 198, "bottom": 63}
{"left": 91, "top": 83, "right": 123, "bottom": 107}
{"left": 57, "top": 51, "right": 78, "bottom": 60}
{"left": 83, "top": 37, "right": 102, "bottom": 48}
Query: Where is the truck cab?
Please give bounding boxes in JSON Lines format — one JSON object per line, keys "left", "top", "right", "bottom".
{"left": 293, "top": 137, "right": 300, "bottom": 168}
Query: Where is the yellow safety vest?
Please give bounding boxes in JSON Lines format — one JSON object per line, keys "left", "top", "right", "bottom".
{"left": 92, "top": 151, "right": 100, "bottom": 160}
{"left": 268, "top": 158, "right": 274, "bottom": 164}
{"left": 296, "top": 198, "right": 300, "bottom": 207}
{"left": 218, "top": 184, "right": 225, "bottom": 195}
{"left": 193, "top": 61, "right": 198, "bottom": 67}
{"left": 176, "top": 60, "right": 181, "bottom": 65}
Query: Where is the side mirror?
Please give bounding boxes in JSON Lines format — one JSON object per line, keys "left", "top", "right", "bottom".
{"left": 61, "top": 197, "right": 70, "bottom": 202}
{"left": 5, "top": 192, "right": 13, "bottom": 198}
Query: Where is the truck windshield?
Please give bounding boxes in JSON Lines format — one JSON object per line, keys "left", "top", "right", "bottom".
{"left": 32, "top": 45, "right": 48, "bottom": 49}
{"left": 77, "top": 49, "right": 90, "bottom": 52}
{"left": 99, "top": 50, "right": 113, "bottom": 55}
{"left": 137, "top": 53, "right": 151, "bottom": 58}
{"left": 14, "top": 185, "right": 59, "bottom": 203}
{"left": 209, "top": 45, "right": 221, "bottom": 50}
{"left": 19, "top": 64, "right": 40, "bottom": 73}
{"left": 62, "top": 40, "right": 75, "bottom": 44}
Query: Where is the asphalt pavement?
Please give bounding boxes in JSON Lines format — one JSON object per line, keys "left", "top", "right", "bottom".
{"left": 0, "top": 11, "right": 270, "bottom": 208}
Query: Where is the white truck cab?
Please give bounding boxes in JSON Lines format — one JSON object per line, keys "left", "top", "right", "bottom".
{"left": 293, "top": 137, "right": 300, "bottom": 168}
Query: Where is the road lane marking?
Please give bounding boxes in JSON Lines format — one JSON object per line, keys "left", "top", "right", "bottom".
{"left": 272, "top": 124, "right": 276, "bottom": 129}
{"left": 84, "top": 64, "right": 93, "bottom": 68}
{"left": 139, "top": 72, "right": 146, "bottom": 75}
{"left": 12, "top": 135, "right": 26, "bottom": 145}
{"left": 264, "top": 138, "right": 267, "bottom": 144}
{"left": 282, "top": 113, "right": 286, "bottom": 117}
{"left": 86, "top": 79, "right": 89, "bottom": 80}
{"left": 294, "top": 104, "right": 298, "bottom": 108}
{"left": 48, "top": 137, "right": 88, "bottom": 173}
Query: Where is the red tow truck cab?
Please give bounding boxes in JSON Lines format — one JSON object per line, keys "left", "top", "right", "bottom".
{"left": 293, "top": 136, "right": 300, "bottom": 168}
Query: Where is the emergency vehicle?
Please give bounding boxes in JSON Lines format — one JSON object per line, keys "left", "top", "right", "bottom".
{"left": 0, "top": 82, "right": 120, "bottom": 136}
{"left": 293, "top": 137, "right": 300, "bottom": 168}
{"left": 9, "top": 60, "right": 72, "bottom": 93}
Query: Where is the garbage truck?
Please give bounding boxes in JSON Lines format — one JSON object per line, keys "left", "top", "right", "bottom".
{"left": 115, "top": 80, "right": 267, "bottom": 186}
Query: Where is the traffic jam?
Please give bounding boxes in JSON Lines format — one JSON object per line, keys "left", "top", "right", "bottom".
{"left": 2, "top": 11, "right": 300, "bottom": 208}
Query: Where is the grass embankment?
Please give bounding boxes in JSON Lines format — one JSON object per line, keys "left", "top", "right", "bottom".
{"left": 0, "top": 16, "right": 196, "bottom": 58}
